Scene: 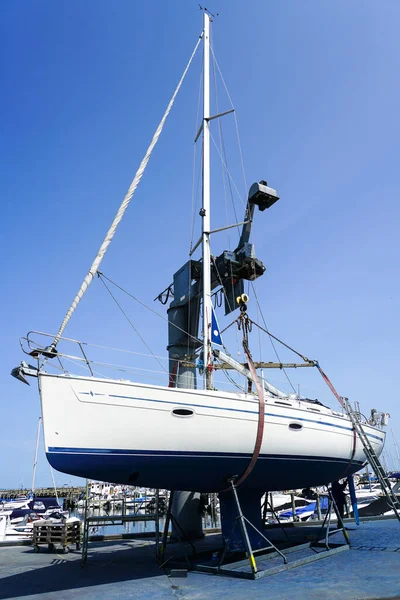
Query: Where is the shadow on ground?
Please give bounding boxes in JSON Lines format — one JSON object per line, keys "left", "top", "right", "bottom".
{"left": 0, "top": 540, "right": 171, "bottom": 599}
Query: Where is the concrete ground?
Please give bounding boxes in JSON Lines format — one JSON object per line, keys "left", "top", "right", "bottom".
{"left": 0, "top": 519, "right": 399, "bottom": 600}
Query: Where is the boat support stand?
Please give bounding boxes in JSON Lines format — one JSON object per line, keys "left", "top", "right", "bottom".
{"left": 194, "top": 480, "right": 350, "bottom": 580}
{"left": 158, "top": 491, "right": 196, "bottom": 570}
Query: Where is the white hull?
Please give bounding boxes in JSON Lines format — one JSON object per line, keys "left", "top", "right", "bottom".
{"left": 39, "top": 373, "right": 385, "bottom": 492}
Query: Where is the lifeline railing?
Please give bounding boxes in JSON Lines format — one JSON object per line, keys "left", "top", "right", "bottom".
{"left": 17, "top": 330, "right": 256, "bottom": 393}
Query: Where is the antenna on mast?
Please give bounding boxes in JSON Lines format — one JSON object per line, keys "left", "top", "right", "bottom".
{"left": 198, "top": 5, "right": 218, "bottom": 19}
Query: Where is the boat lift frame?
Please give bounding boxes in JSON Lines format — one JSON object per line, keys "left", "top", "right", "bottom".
{"left": 158, "top": 479, "right": 350, "bottom": 581}
{"left": 192, "top": 479, "right": 349, "bottom": 580}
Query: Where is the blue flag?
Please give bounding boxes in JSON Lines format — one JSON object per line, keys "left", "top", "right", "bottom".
{"left": 211, "top": 308, "right": 223, "bottom": 346}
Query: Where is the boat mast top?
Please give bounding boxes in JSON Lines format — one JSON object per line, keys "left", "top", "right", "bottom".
{"left": 202, "top": 10, "right": 212, "bottom": 389}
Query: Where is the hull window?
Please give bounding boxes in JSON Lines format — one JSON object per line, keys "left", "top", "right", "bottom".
{"left": 172, "top": 408, "right": 194, "bottom": 417}
{"left": 289, "top": 423, "right": 303, "bottom": 431}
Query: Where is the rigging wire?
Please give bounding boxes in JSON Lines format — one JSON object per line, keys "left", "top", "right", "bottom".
{"left": 189, "top": 55, "right": 204, "bottom": 253}
{"left": 98, "top": 272, "right": 202, "bottom": 348}
{"left": 209, "top": 42, "right": 252, "bottom": 380}
{"left": 209, "top": 129, "right": 247, "bottom": 209}
{"left": 188, "top": 57, "right": 204, "bottom": 357}
{"left": 255, "top": 284, "right": 262, "bottom": 364}
{"left": 222, "top": 368, "right": 247, "bottom": 393}
{"left": 251, "top": 281, "right": 297, "bottom": 394}
{"left": 210, "top": 48, "right": 296, "bottom": 394}
{"left": 250, "top": 315, "right": 312, "bottom": 365}
{"left": 51, "top": 348, "right": 244, "bottom": 392}
{"left": 98, "top": 275, "right": 167, "bottom": 374}
{"left": 209, "top": 257, "right": 245, "bottom": 391}
{"left": 217, "top": 291, "right": 302, "bottom": 394}
{"left": 28, "top": 332, "right": 176, "bottom": 364}
{"left": 210, "top": 36, "right": 239, "bottom": 244}
{"left": 51, "top": 33, "right": 203, "bottom": 348}
{"left": 209, "top": 44, "right": 248, "bottom": 199}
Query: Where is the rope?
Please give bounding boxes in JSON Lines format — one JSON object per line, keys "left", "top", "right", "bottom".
{"left": 220, "top": 336, "right": 265, "bottom": 492}
{"left": 233, "top": 340, "right": 265, "bottom": 487}
{"left": 51, "top": 33, "right": 203, "bottom": 348}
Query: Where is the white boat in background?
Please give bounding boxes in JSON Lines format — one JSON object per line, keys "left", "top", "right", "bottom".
{"left": 12, "top": 11, "right": 389, "bottom": 497}
{"left": 1, "top": 514, "right": 81, "bottom": 544}
{"left": 354, "top": 479, "right": 400, "bottom": 517}
{"left": 274, "top": 479, "right": 400, "bottom": 522}
{"left": 0, "top": 514, "right": 29, "bottom": 543}
{"left": 0, "top": 494, "right": 33, "bottom": 512}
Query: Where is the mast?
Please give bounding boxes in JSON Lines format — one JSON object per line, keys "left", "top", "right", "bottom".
{"left": 202, "top": 10, "right": 212, "bottom": 389}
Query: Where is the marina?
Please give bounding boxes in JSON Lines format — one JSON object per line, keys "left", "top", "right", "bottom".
{"left": 9, "top": 5, "right": 398, "bottom": 556}
{"left": 3, "top": 2, "right": 400, "bottom": 599}
{"left": 1, "top": 475, "right": 399, "bottom": 540}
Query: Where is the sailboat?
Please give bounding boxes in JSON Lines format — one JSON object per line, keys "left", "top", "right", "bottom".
{"left": 12, "top": 11, "right": 388, "bottom": 496}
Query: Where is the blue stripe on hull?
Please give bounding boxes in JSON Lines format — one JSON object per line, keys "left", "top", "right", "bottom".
{"left": 79, "top": 391, "right": 384, "bottom": 442}
{"left": 46, "top": 450, "right": 364, "bottom": 492}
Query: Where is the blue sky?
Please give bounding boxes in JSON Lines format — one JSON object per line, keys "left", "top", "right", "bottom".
{"left": 1, "top": 1, "right": 400, "bottom": 489}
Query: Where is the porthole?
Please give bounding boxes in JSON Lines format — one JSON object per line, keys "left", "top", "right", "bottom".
{"left": 289, "top": 423, "right": 303, "bottom": 431}
{"left": 172, "top": 408, "right": 194, "bottom": 417}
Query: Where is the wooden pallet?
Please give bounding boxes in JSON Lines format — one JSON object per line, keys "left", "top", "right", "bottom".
{"left": 32, "top": 520, "right": 81, "bottom": 553}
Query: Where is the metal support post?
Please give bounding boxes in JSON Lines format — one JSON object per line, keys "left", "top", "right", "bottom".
{"left": 261, "top": 494, "right": 290, "bottom": 541}
{"left": 316, "top": 493, "right": 322, "bottom": 521}
{"left": 159, "top": 490, "right": 174, "bottom": 562}
{"left": 81, "top": 479, "right": 90, "bottom": 566}
{"left": 290, "top": 492, "right": 298, "bottom": 522}
{"left": 315, "top": 488, "right": 350, "bottom": 550}
{"left": 218, "top": 479, "right": 287, "bottom": 576}
{"left": 158, "top": 490, "right": 194, "bottom": 570}
{"left": 230, "top": 480, "right": 258, "bottom": 575}
{"left": 261, "top": 493, "right": 269, "bottom": 526}
{"left": 155, "top": 488, "right": 160, "bottom": 558}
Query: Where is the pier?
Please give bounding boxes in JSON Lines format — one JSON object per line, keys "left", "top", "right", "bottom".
{"left": 0, "top": 487, "right": 84, "bottom": 500}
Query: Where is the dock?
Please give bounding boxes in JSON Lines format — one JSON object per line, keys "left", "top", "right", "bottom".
{"left": 0, "top": 487, "right": 84, "bottom": 500}
{"left": 1, "top": 518, "right": 399, "bottom": 599}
